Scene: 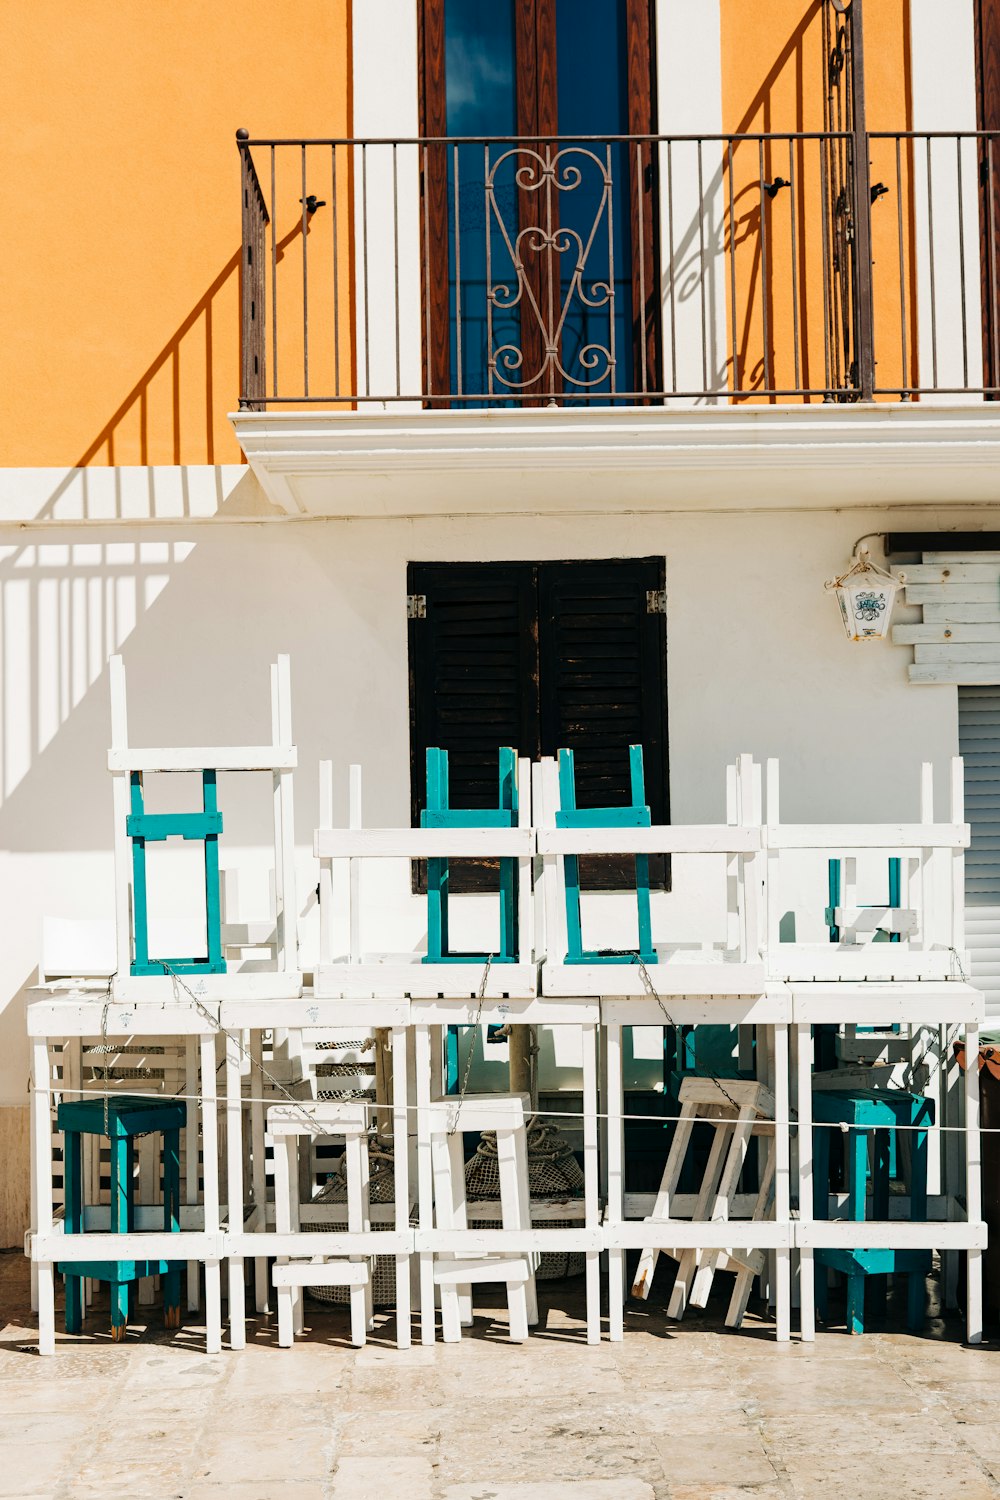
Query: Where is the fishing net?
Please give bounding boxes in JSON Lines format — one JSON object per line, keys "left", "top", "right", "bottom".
{"left": 306, "top": 1131, "right": 401, "bottom": 1307}
{"left": 465, "top": 1118, "right": 586, "bottom": 1280}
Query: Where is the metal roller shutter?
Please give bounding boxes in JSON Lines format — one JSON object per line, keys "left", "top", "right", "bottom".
{"left": 959, "top": 685, "right": 1000, "bottom": 1017}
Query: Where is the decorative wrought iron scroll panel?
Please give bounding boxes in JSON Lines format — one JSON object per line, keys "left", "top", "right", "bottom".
{"left": 485, "top": 142, "right": 619, "bottom": 399}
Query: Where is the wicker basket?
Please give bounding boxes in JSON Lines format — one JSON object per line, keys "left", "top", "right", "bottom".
{"left": 306, "top": 1131, "right": 401, "bottom": 1308}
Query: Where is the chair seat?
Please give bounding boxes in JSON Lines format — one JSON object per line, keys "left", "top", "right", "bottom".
{"left": 57, "top": 1095, "right": 187, "bottom": 1138}
{"left": 272, "top": 1261, "right": 370, "bottom": 1289}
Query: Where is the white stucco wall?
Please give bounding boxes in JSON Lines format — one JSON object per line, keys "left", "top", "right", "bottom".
{"left": 0, "top": 462, "right": 982, "bottom": 1115}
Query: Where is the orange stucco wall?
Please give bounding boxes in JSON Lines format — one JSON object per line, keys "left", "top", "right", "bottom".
{"left": 2, "top": 2, "right": 351, "bottom": 467}
{"left": 720, "top": 0, "right": 914, "bottom": 397}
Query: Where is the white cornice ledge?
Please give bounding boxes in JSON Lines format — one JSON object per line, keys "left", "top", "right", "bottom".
{"left": 230, "top": 404, "right": 1000, "bottom": 517}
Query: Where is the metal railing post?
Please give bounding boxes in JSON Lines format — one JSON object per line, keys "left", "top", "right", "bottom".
{"left": 237, "top": 128, "right": 268, "bottom": 412}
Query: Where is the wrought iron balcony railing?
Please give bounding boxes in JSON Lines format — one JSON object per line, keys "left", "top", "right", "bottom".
{"left": 237, "top": 130, "right": 1000, "bottom": 411}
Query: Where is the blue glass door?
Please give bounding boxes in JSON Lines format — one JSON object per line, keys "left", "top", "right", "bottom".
{"left": 423, "top": 0, "right": 656, "bottom": 403}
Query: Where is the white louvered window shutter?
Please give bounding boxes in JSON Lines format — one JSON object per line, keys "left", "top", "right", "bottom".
{"left": 959, "top": 685, "right": 1000, "bottom": 1018}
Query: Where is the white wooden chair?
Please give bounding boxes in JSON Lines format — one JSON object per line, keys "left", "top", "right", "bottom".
{"left": 268, "top": 1101, "right": 374, "bottom": 1348}
{"left": 426, "top": 1094, "right": 538, "bottom": 1343}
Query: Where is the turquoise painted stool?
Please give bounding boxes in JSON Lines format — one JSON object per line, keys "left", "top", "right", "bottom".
{"left": 422, "top": 746, "right": 519, "bottom": 965}
{"left": 57, "top": 1096, "right": 185, "bottom": 1340}
{"left": 557, "top": 744, "right": 656, "bottom": 965}
{"left": 813, "top": 1088, "right": 932, "bottom": 1334}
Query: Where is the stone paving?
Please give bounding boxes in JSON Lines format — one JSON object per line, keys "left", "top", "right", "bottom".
{"left": 1, "top": 1251, "right": 997, "bottom": 1500}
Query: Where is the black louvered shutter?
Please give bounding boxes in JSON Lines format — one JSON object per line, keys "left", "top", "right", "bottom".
{"left": 539, "top": 557, "right": 668, "bottom": 887}
{"left": 408, "top": 557, "right": 668, "bottom": 890}
{"left": 408, "top": 562, "right": 538, "bottom": 828}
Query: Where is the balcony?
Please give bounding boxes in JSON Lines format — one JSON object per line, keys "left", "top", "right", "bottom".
{"left": 232, "top": 129, "right": 1000, "bottom": 514}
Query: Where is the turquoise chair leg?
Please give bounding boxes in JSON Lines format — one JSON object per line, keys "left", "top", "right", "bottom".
{"left": 907, "top": 1270, "right": 927, "bottom": 1332}
{"left": 163, "top": 1129, "right": 182, "bottom": 1325}
{"left": 110, "top": 1279, "right": 129, "bottom": 1335}
{"left": 63, "top": 1129, "right": 83, "bottom": 1335}
{"left": 629, "top": 748, "right": 655, "bottom": 961}
{"left": 445, "top": 1027, "right": 460, "bottom": 1094}
{"left": 845, "top": 1272, "right": 865, "bottom": 1335}
{"left": 869, "top": 1131, "right": 890, "bottom": 1322}
{"left": 846, "top": 1128, "right": 868, "bottom": 1219}
{"left": 425, "top": 748, "right": 449, "bottom": 962}
{"left": 202, "top": 771, "right": 224, "bottom": 970}
{"left": 498, "top": 745, "right": 518, "bottom": 961}
{"left": 816, "top": 1264, "right": 830, "bottom": 1323}
{"left": 109, "top": 1131, "right": 129, "bottom": 1341}
{"left": 559, "top": 751, "right": 584, "bottom": 962}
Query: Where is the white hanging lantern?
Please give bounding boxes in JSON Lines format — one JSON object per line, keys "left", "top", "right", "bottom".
{"left": 826, "top": 545, "right": 899, "bottom": 643}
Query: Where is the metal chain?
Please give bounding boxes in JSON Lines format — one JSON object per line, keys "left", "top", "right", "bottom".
{"left": 447, "top": 953, "right": 492, "bottom": 1136}
{"left": 599, "top": 948, "right": 745, "bottom": 1116}
{"left": 157, "top": 962, "right": 332, "bottom": 1140}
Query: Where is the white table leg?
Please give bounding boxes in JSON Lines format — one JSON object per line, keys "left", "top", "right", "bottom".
{"left": 225, "top": 1032, "right": 246, "bottom": 1350}
{"left": 796, "top": 1023, "right": 815, "bottom": 1342}
{"left": 185, "top": 1037, "right": 200, "bottom": 1312}
{"left": 391, "top": 1025, "right": 411, "bottom": 1350}
{"left": 773, "top": 1022, "right": 791, "bottom": 1343}
{"left": 249, "top": 1029, "right": 269, "bottom": 1315}
{"left": 32, "top": 1039, "right": 55, "bottom": 1356}
{"left": 582, "top": 1022, "right": 601, "bottom": 1344}
{"left": 415, "top": 1025, "right": 436, "bottom": 1346}
{"left": 964, "top": 1022, "right": 983, "bottom": 1345}
{"left": 200, "top": 1034, "right": 222, "bottom": 1356}
{"left": 605, "top": 1021, "right": 625, "bottom": 1342}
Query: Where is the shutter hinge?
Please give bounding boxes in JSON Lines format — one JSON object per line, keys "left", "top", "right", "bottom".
{"left": 407, "top": 593, "right": 427, "bottom": 620}
{"left": 646, "top": 589, "right": 666, "bottom": 615}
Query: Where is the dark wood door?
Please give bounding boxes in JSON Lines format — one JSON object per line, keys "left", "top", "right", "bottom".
{"left": 419, "top": 0, "right": 658, "bottom": 404}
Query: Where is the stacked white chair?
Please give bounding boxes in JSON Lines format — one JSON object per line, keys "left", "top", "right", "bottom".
{"left": 426, "top": 1093, "right": 538, "bottom": 1343}
{"left": 269, "top": 1101, "right": 374, "bottom": 1347}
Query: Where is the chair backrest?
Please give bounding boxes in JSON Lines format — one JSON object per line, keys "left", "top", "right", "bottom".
{"left": 425, "top": 1092, "right": 530, "bottom": 1136}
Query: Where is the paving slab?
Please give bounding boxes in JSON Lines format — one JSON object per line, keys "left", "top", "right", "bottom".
{"left": 0, "top": 1256, "right": 998, "bottom": 1500}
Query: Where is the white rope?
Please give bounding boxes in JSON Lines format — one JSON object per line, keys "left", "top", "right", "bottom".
{"left": 29, "top": 1079, "right": 1000, "bottom": 1133}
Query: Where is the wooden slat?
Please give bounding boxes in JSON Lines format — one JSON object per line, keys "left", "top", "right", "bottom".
{"left": 315, "top": 827, "right": 534, "bottom": 858}
{"left": 923, "top": 552, "right": 1000, "bottom": 564}
{"left": 766, "top": 823, "right": 968, "bottom": 848}
{"left": 904, "top": 584, "right": 1000, "bottom": 604}
{"left": 108, "top": 747, "right": 296, "bottom": 772}
{"left": 922, "top": 603, "right": 1000, "bottom": 623}
{"left": 895, "top": 564, "right": 1000, "bottom": 583}
{"left": 915, "top": 644, "right": 1000, "bottom": 663}
{"left": 537, "top": 826, "right": 759, "bottom": 855}
{"left": 910, "top": 662, "right": 1000, "bottom": 684}
{"left": 894, "top": 624, "right": 1000, "bottom": 644}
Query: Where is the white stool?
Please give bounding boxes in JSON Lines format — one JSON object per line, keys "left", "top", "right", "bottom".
{"left": 633, "top": 1076, "right": 776, "bottom": 1326}
{"left": 268, "top": 1101, "right": 373, "bottom": 1347}
{"left": 426, "top": 1094, "right": 538, "bottom": 1344}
